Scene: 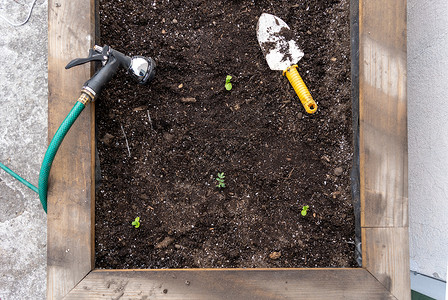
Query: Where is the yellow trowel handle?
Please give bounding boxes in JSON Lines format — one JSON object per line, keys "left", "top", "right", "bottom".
{"left": 283, "top": 65, "right": 317, "bottom": 114}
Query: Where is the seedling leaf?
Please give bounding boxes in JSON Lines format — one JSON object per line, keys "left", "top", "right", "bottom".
{"left": 132, "top": 217, "right": 141, "bottom": 228}
{"left": 216, "top": 172, "right": 226, "bottom": 188}
{"left": 225, "top": 75, "right": 233, "bottom": 91}
{"left": 301, "top": 205, "right": 309, "bottom": 216}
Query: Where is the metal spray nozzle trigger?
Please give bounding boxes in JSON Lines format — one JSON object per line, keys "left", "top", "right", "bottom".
{"left": 65, "top": 45, "right": 110, "bottom": 69}
{"left": 65, "top": 45, "right": 156, "bottom": 99}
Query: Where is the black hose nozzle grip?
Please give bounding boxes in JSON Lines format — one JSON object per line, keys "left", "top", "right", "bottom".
{"left": 66, "top": 45, "right": 156, "bottom": 101}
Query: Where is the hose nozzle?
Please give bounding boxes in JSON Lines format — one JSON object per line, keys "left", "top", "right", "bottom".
{"left": 66, "top": 45, "right": 156, "bottom": 100}
{"left": 128, "top": 56, "right": 156, "bottom": 85}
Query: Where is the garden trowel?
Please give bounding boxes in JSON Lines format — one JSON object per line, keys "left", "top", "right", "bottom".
{"left": 257, "top": 13, "right": 317, "bottom": 114}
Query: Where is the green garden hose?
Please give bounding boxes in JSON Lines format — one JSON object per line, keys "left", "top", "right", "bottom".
{"left": 0, "top": 162, "right": 38, "bottom": 193}
{"left": 0, "top": 96, "right": 89, "bottom": 214}
{"left": 37, "top": 100, "right": 87, "bottom": 213}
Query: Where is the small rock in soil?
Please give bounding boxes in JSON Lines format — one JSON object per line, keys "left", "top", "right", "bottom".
{"left": 334, "top": 167, "right": 343, "bottom": 176}
{"left": 181, "top": 97, "right": 197, "bottom": 103}
{"left": 100, "top": 133, "right": 114, "bottom": 146}
{"left": 163, "top": 133, "right": 174, "bottom": 142}
{"left": 269, "top": 251, "right": 281, "bottom": 260}
{"left": 139, "top": 194, "right": 149, "bottom": 200}
{"left": 229, "top": 249, "right": 240, "bottom": 258}
{"left": 155, "top": 237, "right": 174, "bottom": 249}
{"left": 332, "top": 191, "right": 341, "bottom": 198}
{"left": 321, "top": 155, "right": 331, "bottom": 163}
{"left": 133, "top": 105, "right": 148, "bottom": 111}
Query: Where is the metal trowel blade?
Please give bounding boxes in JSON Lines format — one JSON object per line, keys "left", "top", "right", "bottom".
{"left": 257, "top": 13, "right": 304, "bottom": 71}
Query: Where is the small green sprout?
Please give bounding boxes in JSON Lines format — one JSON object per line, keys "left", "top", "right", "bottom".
{"left": 301, "top": 205, "right": 309, "bottom": 216}
{"left": 216, "top": 172, "right": 226, "bottom": 188}
{"left": 132, "top": 217, "right": 140, "bottom": 228}
{"left": 225, "top": 75, "right": 232, "bottom": 91}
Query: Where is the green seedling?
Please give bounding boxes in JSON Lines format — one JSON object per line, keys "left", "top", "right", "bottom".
{"left": 132, "top": 217, "right": 140, "bottom": 228}
{"left": 225, "top": 75, "right": 232, "bottom": 91}
{"left": 216, "top": 172, "right": 226, "bottom": 188}
{"left": 301, "top": 205, "right": 309, "bottom": 216}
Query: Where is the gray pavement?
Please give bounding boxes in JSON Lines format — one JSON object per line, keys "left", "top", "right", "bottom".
{"left": 0, "top": 0, "right": 47, "bottom": 299}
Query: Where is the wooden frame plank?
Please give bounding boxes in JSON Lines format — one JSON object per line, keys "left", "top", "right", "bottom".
{"left": 362, "top": 228, "right": 410, "bottom": 298}
{"left": 358, "top": 0, "right": 410, "bottom": 298}
{"left": 47, "top": 0, "right": 410, "bottom": 299}
{"left": 359, "top": 0, "right": 408, "bottom": 228}
{"left": 64, "top": 269, "right": 395, "bottom": 300}
{"left": 47, "top": 0, "right": 96, "bottom": 299}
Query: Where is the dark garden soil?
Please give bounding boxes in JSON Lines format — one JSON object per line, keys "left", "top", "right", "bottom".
{"left": 95, "top": 0, "right": 356, "bottom": 269}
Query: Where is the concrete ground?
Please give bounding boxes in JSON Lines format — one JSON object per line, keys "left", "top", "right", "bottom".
{"left": 0, "top": 0, "right": 47, "bottom": 299}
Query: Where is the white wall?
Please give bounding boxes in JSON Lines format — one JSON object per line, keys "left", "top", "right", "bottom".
{"left": 408, "top": 0, "right": 448, "bottom": 281}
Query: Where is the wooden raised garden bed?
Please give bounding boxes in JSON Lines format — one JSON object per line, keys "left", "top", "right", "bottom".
{"left": 47, "top": 0, "right": 409, "bottom": 299}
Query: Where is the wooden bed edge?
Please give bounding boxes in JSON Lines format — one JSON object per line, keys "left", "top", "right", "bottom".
{"left": 63, "top": 268, "right": 397, "bottom": 300}
{"left": 47, "top": 0, "right": 96, "bottom": 298}
{"left": 362, "top": 227, "right": 411, "bottom": 300}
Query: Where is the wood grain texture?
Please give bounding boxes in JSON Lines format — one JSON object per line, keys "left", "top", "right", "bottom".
{"left": 358, "top": 1, "right": 410, "bottom": 298}
{"left": 363, "top": 228, "right": 410, "bottom": 300}
{"left": 359, "top": 0, "right": 408, "bottom": 228}
{"left": 47, "top": 0, "right": 96, "bottom": 299}
{"left": 64, "top": 269, "right": 395, "bottom": 300}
